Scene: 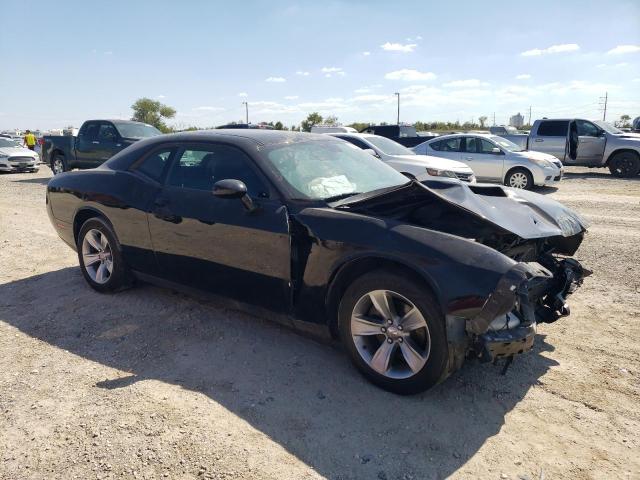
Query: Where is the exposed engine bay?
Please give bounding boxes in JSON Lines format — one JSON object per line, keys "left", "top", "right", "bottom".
{"left": 333, "top": 179, "right": 590, "bottom": 372}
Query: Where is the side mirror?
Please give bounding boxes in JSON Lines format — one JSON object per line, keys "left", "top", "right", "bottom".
{"left": 213, "top": 179, "right": 255, "bottom": 211}
{"left": 363, "top": 148, "right": 379, "bottom": 158}
{"left": 491, "top": 147, "right": 502, "bottom": 154}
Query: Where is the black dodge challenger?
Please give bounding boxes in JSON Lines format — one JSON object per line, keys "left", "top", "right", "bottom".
{"left": 46, "top": 130, "right": 589, "bottom": 394}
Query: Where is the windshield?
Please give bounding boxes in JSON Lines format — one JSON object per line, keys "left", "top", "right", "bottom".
{"left": 0, "top": 138, "right": 21, "bottom": 148}
{"left": 593, "top": 121, "right": 623, "bottom": 135}
{"left": 365, "top": 136, "right": 415, "bottom": 156}
{"left": 263, "top": 140, "right": 409, "bottom": 200}
{"left": 490, "top": 135, "right": 525, "bottom": 152}
{"left": 115, "top": 123, "right": 162, "bottom": 139}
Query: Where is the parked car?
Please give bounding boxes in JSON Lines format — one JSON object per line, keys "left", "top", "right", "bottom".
{"left": 0, "top": 137, "right": 40, "bottom": 173}
{"left": 46, "top": 130, "right": 588, "bottom": 394}
{"left": 42, "top": 119, "right": 162, "bottom": 174}
{"left": 310, "top": 125, "right": 357, "bottom": 134}
{"left": 493, "top": 118, "right": 640, "bottom": 177}
{"left": 414, "top": 134, "right": 563, "bottom": 190}
{"left": 489, "top": 125, "right": 526, "bottom": 136}
{"left": 359, "top": 125, "right": 435, "bottom": 148}
{"left": 328, "top": 132, "right": 476, "bottom": 182}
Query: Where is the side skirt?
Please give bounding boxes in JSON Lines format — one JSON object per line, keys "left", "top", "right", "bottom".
{"left": 131, "top": 271, "right": 334, "bottom": 344}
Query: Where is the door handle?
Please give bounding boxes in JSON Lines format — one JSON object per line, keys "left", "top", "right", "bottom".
{"left": 465, "top": 156, "right": 474, "bottom": 160}
{"left": 92, "top": 141, "right": 100, "bottom": 144}
{"left": 534, "top": 138, "right": 543, "bottom": 142}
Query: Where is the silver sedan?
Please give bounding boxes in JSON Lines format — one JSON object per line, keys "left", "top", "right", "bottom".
{"left": 413, "top": 133, "right": 563, "bottom": 190}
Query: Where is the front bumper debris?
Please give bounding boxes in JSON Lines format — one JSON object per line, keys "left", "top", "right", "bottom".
{"left": 469, "top": 257, "right": 589, "bottom": 368}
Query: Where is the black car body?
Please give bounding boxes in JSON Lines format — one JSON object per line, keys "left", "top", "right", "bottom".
{"left": 42, "top": 119, "right": 161, "bottom": 175}
{"left": 360, "top": 125, "right": 435, "bottom": 148}
{"left": 46, "top": 130, "right": 589, "bottom": 393}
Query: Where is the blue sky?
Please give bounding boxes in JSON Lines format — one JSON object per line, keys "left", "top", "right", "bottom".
{"left": 1, "top": 0, "right": 639, "bottom": 130}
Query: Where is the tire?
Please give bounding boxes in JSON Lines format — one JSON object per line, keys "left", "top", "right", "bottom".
{"left": 608, "top": 151, "right": 640, "bottom": 178}
{"left": 338, "top": 270, "right": 449, "bottom": 395}
{"left": 504, "top": 168, "right": 534, "bottom": 190}
{"left": 77, "top": 218, "right": 132, "bottom": 293}
{"left": 51, "top": 154, "right": 67, "bottom": 175}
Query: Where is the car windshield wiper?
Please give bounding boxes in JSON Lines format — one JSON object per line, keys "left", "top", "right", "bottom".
{"left": 323, "top": 192, "right": 361, "bottom": 203}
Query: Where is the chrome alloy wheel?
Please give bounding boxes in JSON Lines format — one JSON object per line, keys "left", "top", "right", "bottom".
{"left": 350, "top": 290, "right": 431, "bottom": 379}
{"left": 52, "top": 157, "right": 64, "bottom": 174}
{"left": 81, "top": 229, "right": 113, "bottom": 284}
{"left": 508, "top": 171, "right": 529, "bottom": 189}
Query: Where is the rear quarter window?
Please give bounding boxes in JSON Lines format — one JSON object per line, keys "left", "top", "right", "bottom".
{"left": 537, "top": 121, "right": 569, "bottom": 137}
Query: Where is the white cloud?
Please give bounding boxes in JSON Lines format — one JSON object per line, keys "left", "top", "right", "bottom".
{"left": 321, "top": 67, "right": 343, "bottom": 73}
{"left": 521, "top": 43, "right": 580, "bottom": 56}
{"left": 515, "top": 74, "right": 531, "bottom": 80}
{"left": 381, "top": 42, "right": 417, "bottom": 53}
{"left": 193, "top": 106, "right": 225, "bottom": 112}
{"left": 295, "top": 70, "right": 310, "bottom": 76}
{"left": 284, "top": 95, "right": 299, "bottom": 100}
{"left": 157, "top": 95, "right": 166, "bottom": 99}
{"left": 607, "top": 45, "right": 640, "bottom": 55}
{"left": 265, "top": 76, "right": 286, "bottom": 83}
{"left": 443, "top": 79, "right": 489, "bottom": 88}
{"left": 362, "top": 51, "right": 371, "bottom": 56}
{"left": 633, "top": 78, "right": 640, "bottom": 83}
{"left": 352, "top": 94, "right": 394, "bottom": 103}
{"left": 384, "top": 69, "right": 436, "bottom": 81}
{"left": 103, "top": 51, "right": 113, "bottom": 55}
{"left": 596, "top": 64, "right": 607, "bottom": 68}
{"left": 238, "top": 92, "right": 248, "bottom": 97}
{"left": 615, "top": 62, "right": 629, "bottom": 67}
{"left": 354, "top": 84, "right": 382, "bottom": 94}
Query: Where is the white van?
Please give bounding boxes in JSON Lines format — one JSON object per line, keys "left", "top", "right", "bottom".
{"left": 310, "top": 125, "right": 357, "bottom": 134}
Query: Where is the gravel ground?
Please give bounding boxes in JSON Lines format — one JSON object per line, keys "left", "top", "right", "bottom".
{"left": 1, "top": 167, "right": 639, "bottom": 480}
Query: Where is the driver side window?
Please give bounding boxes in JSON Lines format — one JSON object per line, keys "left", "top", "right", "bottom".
{"left": 97, "top": 123, "right": 119, "bottom": 143}
{"left": 576, "top": 120, "right": 600, "bottom": 137}
{"left": 167, "top": 145, "right": 268, "bottom": 197}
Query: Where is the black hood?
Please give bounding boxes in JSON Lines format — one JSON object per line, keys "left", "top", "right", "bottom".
{"left": 334, "top": 179, "right": 588, "bottom": 241}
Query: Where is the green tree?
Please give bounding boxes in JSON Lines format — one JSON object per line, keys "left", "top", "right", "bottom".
{"left": 274, "top": 121, "right": 284, "bottom": 130}
{"left": 348, "top": 122, "right": 369, "bottom": 132}
{"left": 300, "top": 112, "right": 323, "bottom": 132}
{"left": 478, "top": 116, "right": 488, "bottom": 128}
{"left": 618, "top": 114, "right": 631, "bottom": 128}
{"left": 131, "top": 97, "right": 176, "bottom": 133}
{"left": 324, "top": 115, "right": 338, "bottom": 126}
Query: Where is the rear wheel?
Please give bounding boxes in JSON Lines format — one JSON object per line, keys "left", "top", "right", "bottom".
{"left": 505, "top": 168, "right": 533, "bottom": 190}
{"left": 339, "top": 270, "right": 449, "bottom": 394}
{"left": 77, "top": 218, "right": 131, "bottom": 292}
{"left": 608, "top": 151, "right": 640, "bottom": 178}
{"left": 51, "top": 154, "right": 67, "bottom": 175}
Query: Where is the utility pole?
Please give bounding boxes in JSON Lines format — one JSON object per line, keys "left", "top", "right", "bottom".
{"left": 492, "top": 112, "right": 496, "bottom": 126}
{"left": 528, "top": 106, "right": 532, "bottom": 126}
{"left": 394, "top": 92, "right": 400, "bottom": 125}
{"left": 599, "top": 92, "right": 608, "bottom": 121}
{"left": 242, "top": 101, "right": 249, "bottom": 125}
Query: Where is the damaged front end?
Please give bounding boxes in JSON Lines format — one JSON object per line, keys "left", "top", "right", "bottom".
{"left": 467, "top": 256, "right": 590, "bottom": 371}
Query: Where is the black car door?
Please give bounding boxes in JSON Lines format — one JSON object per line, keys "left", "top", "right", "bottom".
{"left": 75, "top": 121, "right": 101, "bottom": 166}
{"left": 94, "top": 122, "right": 125, "bottom": 165}
{"left": 147, "top": 143, "right": 292, "bottom": 312}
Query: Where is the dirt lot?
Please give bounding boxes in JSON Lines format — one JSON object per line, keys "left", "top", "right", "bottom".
{"left": 1, "top": 167, "right": 639, "bottom": 480}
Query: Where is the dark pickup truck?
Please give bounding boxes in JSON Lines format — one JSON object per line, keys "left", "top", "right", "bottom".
{"left": 43, "top": 119, "right": 162, "bottom": 174}
{"left": 359, "top": 125, "right": 435, "bottom": 148}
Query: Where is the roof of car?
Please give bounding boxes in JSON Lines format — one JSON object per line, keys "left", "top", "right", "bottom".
{"left": 426, "top": 133, "right": 497, "bottom": 141}
{"left": 146, "top": 129, "right": 335, "bottom": 147}
{"left": 326, "top": 132, "right": 376, "bottom": 139}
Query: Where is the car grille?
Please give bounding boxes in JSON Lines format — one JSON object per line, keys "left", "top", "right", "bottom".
{"left": 455, "top": 172, "right": 473, "bottom": 182}
{"left": 9, "top": 156, "right": 35, "bottom": 163}
{"left": 554, "top": 175, "right": 561, "bottom": 181}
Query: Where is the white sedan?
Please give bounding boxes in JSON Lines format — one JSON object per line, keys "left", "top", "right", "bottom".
{"left": 327, "top": 132, "right": 476, "bottom": 182}
{"left": 0, "top": 137, "right": 40, "bottom": 173}
{"left": 413, "top": 133, "right": 563, "bottom": 190}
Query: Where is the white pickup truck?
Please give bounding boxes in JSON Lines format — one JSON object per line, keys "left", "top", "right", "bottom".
{"left": 493, "top": 118, "right": 640, "bottom": 177}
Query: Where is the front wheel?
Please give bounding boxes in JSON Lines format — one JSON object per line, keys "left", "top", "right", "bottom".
{"left": 505, "top": 168, "right": 533, "bottom": 190}
{"left": 77, "top": 218, "right": 132, "bottom": 293}
{"left": 51, "top": 154, "right": 67, "bottom": 175}
{"left": 338, "top": 271, "right": 449, "bottom": 395}
{"left": 608, "top": 151, "right": 640, "bottom": 178}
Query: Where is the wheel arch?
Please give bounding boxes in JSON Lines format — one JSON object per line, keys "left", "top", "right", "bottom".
{"left": 73, "top": 207, "right": 117, "bottom": 246}
{"left": 503, "top": 165, "right": 533, "bottom": 184}
{"left": 604, "top": 148, "right": 640, "bottom": 166}
{"left": 324, "top": 255, "right": 441, "bottom": 338}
